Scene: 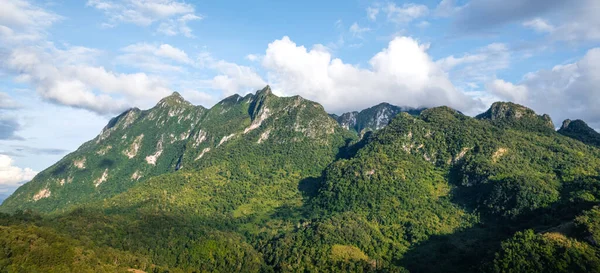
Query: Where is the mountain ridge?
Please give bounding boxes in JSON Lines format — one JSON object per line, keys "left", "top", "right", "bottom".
{"left": 3, "top": 87, "right": 600, "bottom": 272}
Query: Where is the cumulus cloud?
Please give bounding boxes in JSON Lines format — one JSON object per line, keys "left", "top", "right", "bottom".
{"left": 261, "top": 36, "right": 475, "bottom": 113}
{"left": 0, "top": 154, "right": 36, "bottom": 187}
{"left": 0, "top": 1, "right": 177, "bottom": 115}
{"left": 3, "top": 46, "right": 172, "bottom": 114}
{"left": 486, "top": 79, "right": 528, "bottom": 103}
{"left": 86, "top": 0, "right": 202, "bottom": 37}
{"left": 210, "top": 60, "right": 267, "bottom": 96}
{"left": 489, "top": 48, "right": 600, "bottom": 128}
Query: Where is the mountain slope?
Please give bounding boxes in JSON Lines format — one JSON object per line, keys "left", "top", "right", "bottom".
{"left": 2, "top": 92, "right": 206, "bottom": 213}
{"left": 331, "top": 103, "right": 423, "bottom": 134}
{"left": 1, "top": 86, "right": 354, "bottom": 214}
{"left": 558, "top": 119, "right": 600, "bottom": 147}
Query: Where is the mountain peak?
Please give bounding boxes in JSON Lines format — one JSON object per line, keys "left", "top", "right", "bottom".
{"left": 560, "top": 119, "right": 576, "bottom": 130}
{"left": 256, "top": 85, "right": 272, "bottom": 96}
{"left": 332, "top": 102, "right": 423, "bottom": 133}
{"left": 558, "top": 119, "right": 600, "bottom": 147}
{"left": 476, "top": 102, "right": 554, "bottom": 131}
{"left": 477, "top": 102, "right": 535, "bottom": 120}
{"left": 156, "top": 91, "right": 190, "bottom": 108}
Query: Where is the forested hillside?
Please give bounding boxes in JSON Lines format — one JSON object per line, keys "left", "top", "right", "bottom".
{"left": 2, "top": 87, "right": 600, "bottom": 272}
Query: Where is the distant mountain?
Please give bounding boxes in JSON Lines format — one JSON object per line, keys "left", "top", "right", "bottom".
{"left": 2, "top": 88, "right": 600, "bottom": 272}
{"left": 558, "top": 119, "right": 600, "bottom": 147}
{"left": 331, "top": 102, "right": 423, "bottom": 134}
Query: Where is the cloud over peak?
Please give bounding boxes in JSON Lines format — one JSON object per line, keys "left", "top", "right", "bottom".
{"left": 262, "top": 36, "right": 475, "bottom": 114}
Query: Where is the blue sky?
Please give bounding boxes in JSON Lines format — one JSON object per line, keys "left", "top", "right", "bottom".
{"left": 0, "top": 0, "right": 599, "bottom": 195}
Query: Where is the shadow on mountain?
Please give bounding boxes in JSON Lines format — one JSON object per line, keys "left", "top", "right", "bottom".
{"left": 50, "top": 163, "right": 69, "bottom": 176}
{"left": 399, "top": 173, "right": 600, "bottom": 273}
{"left": 98, "top": 158, "right": 115, "bottom": 168}
{"left": 336, "top": 132, "right": 373, "bottom": 160}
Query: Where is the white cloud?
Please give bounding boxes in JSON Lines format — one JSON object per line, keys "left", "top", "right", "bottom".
{"left": 0, "top": 154, "right": 36, "bottom": 187}
{"left": 0, "top": 1, "right": 177, "bottom": 115}
{"left": 210, "top": 60, "right": 266, "bottom": 96}
{"left": 157, "top": 13, "right": 202, "bottom": 37}
{"left": 489, "top": 48, "right": 600, "bottom": 128}
{"left": 118, "top": 43, "right": 193, "bottom": 72}
{"left": 367, "top": 7, "right": 379, "bottom": 21}
{"left": 383, "top": 3, "right": 429, "bottom": 24}
{"left": 437, "top": 43, "right": 510, "bottom": 90}
{"left": 196, "top": 52, "right": 266, "bottom": 96}
{"left": 86, "top": 0, "right": 202, "bottom": 37}
{"left": 3, "top": 45, "right": 172, "bottom": 114}
{"left": 0, "top": 0, "right": 61, "bottom": 44}
{"left": 246, "top": 54, "right": 260, "bottom": 62}
{"left": 349, "top": 22, "right": 370, "bottom": 37}
{"left": 486, "top": 79, "right": 528, "bottom": 103}
{"left": 523, "top": 18, "right": 554, "bottom": 33}
{"left": 261, "top": 36, "right": 475, "bottom": 113}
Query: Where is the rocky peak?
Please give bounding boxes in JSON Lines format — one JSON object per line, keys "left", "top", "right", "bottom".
{"left": 333, "top": 103, "right": 423, "bottom": 133}
{"left": 248, "top": 87, "right": 273, "bottom": 120}
{"left": 477, "top": 102, "right": 554, "bottom": 130}
{"left": 255, "top": 85, "right": 272, "bottom": 97}
{"left": 156, "top": 91, "right": 191, "bottom": 108}
{"left": 476, "top": 102, "right": 537, "bottom": 121}
{"left": 559, "top": 119, "right": 592, "bottom": 131}
{"left": 558, "top": 119, "right": 600, "bottom": 147}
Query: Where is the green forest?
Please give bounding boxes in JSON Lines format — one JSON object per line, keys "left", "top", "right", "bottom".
{"left": 2, "top": 88, "right": 600, "bottom": 272}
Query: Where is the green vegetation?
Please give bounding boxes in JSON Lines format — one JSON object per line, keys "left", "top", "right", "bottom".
{"left": 558, "top": 119, "right": 600, "bottom": 147}
{"left": 2, "top": 90, "right": 600, "bottom": 272}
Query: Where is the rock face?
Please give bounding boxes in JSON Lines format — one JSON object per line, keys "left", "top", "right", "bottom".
{"left": 476, "top": 102, "right": 555, "bottom": 131}
{"left": 558, "top": 119, "right": 600, "bottom": 147}
{"left": 331, "top": 103, "right": 423, "bottom": 134}
{"left": 0, "top": 86, "right": 353, "bottom": 213}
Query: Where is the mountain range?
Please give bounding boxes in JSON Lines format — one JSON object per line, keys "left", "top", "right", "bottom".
{"left": 1, "top": 86, "right": 600, "bottom": 273}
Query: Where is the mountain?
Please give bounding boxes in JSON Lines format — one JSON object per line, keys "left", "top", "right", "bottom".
{"left": 2, "top": 89, "right": 600, "bottom": 272}
{"left": 558, "top": 119, "right": 600, "bottom": 147}
{"left": 331, "top": 102, "right": 423, "bottom": 134}
{"left": 1, "top": 86, "right": 353, "bottom": 214}
{"left": 476, "top": 101, "right": 555, "bottom": 132}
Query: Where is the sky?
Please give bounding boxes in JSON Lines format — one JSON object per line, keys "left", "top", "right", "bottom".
{"left": 0, "top": 0, "right": 599, "bottom": 195}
